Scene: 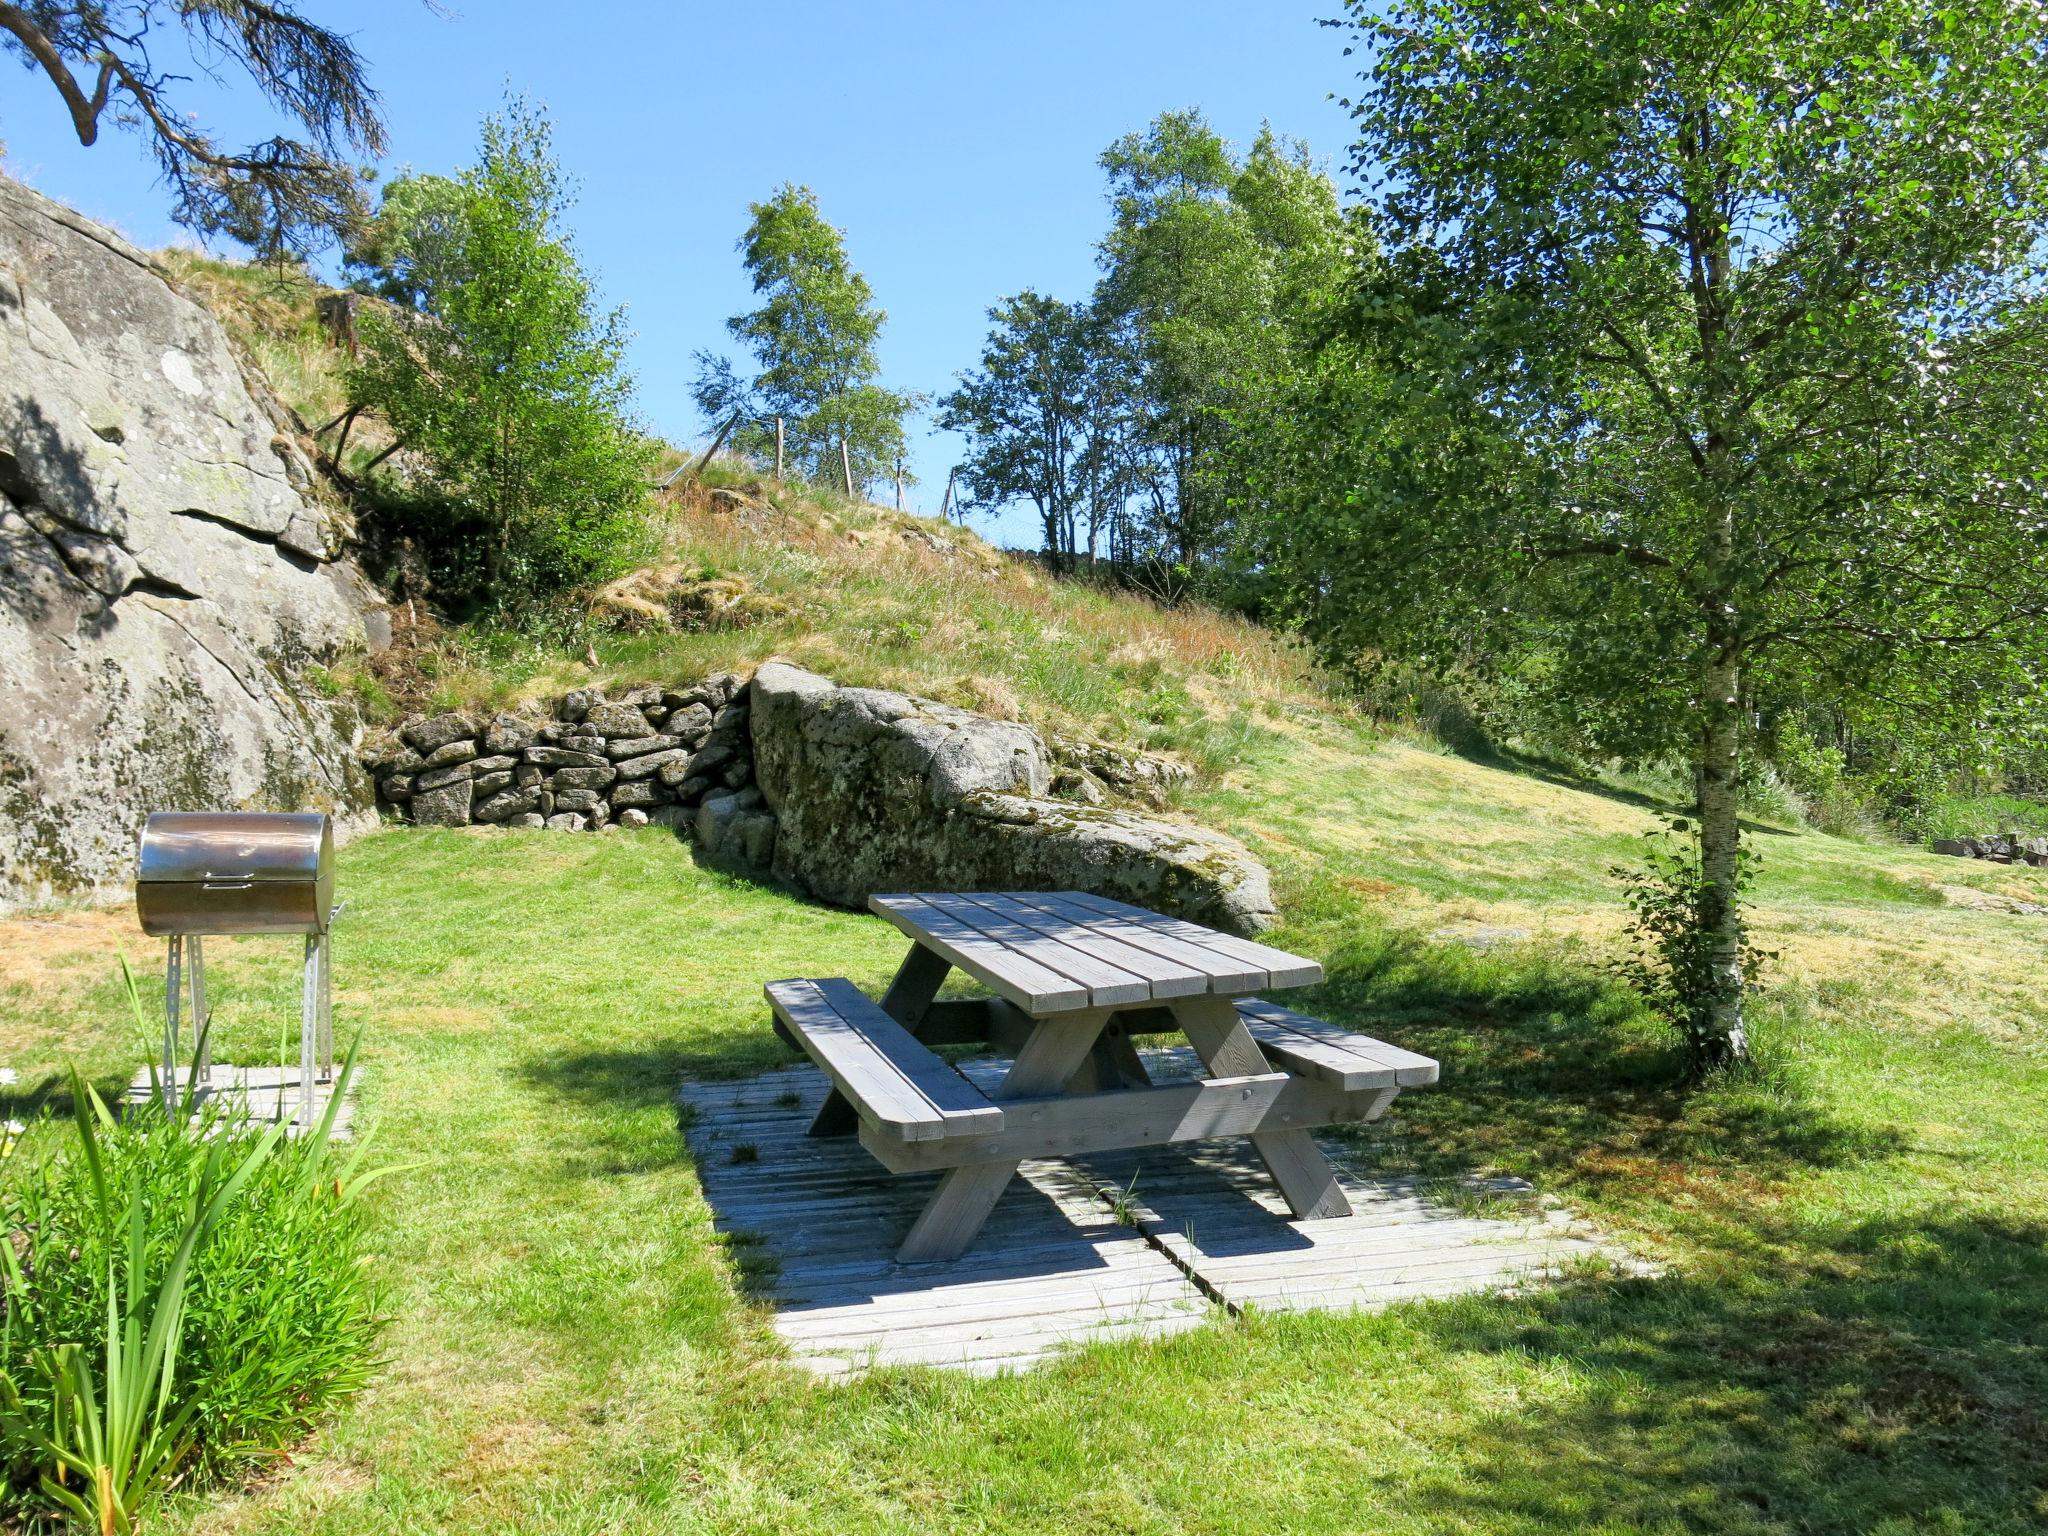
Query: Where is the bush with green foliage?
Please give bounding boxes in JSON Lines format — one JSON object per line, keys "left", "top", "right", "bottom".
{"left": 1768, "top": 719, "right": 1880, "bottom": 839}
{"left": 0, "top": 1044, "right": 390, "bottom": 1528}
{"left": 1611, "top": 825, "right": 1774, "bottom": 1073}
{"left": 347, "top": 99, "right": 653, "bottom": 602}
{"left": 1924, "top": 791, "right": 2048, "bottom": 845}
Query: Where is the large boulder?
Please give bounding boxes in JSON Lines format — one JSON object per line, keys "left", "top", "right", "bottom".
{"left": 748, "top": 661, "right": 1276, "bottom": 933}
{"left": 0, "top": 175, "right": 379, "bottom": 907}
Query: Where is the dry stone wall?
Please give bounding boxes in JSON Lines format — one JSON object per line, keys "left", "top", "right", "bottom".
{"left": 361, "top": 662, "right": 1280, "bottom": 933}
{"left": 365, "top": 672, "right": 760, "bottom": 848}
{"left": 1933, "top": 833, "right": 2048, "bottom": 868}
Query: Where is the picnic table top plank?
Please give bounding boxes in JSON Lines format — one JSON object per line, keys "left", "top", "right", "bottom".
{"left": 1004, "top": 892, "right": 1270, "bottom": 994}
{"left": 950, "top": 892, "right": 1209, "bottom": 1002}
{"left": 868, "top": 894, "right": 1092, "bottom": 1015}
{"left": 925, "top": 894, "right": 1156, "bottom": 1008}
{"left": 870, "top": 890, "right": 1324, "bottom": 1001}
{"left": 1059, "top": 892, "right": 1326, "bottom": 988}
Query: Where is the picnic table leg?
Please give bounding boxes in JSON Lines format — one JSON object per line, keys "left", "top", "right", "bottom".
{"left": 810, "top": 943, "right": 951, "bottom": 1137}
{"left": 1170, "top": 995, "right": 1352, "bottom": 1221}
{"left": 1064, "top": 1014, "right": 1152, "bottom": 1093}
{"left": 897, "top": 1010, "right": 1111, "bottom": 1263}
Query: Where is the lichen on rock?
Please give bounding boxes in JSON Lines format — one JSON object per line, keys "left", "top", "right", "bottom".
{"left": 0, "top": 175, "right": 379, "bottom": 908}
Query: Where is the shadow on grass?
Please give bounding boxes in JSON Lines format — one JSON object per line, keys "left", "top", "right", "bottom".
{"left": 1294, "top": 916, "right": 1906, "bottom": 1201}
{"left": 1438, "top": 729, "right": 1798, "bottom": 839}
{"left": 1404, "top": 1210, "right": 2048, "bottom": 1532}
{"left": 0, "top": 1076, "right": 83, "bottom": 1123}
{"left": 1266, "top": 913, "right": 2042, "bottom": 1528}
{"left": 522, "top": 1034, "right": 796, "bottom": 1108}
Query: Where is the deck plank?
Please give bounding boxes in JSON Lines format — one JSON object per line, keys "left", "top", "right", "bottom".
{"left": 679, "top": 1052, "right": 1634, "bottom": 1378}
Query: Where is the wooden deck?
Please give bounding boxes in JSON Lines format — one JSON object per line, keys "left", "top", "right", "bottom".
{"left": 680, "top": 1049, "right": 1627, "bottom": 1379}
{"left": 124, "top": 1060, "right": 356, "bottom": 1137}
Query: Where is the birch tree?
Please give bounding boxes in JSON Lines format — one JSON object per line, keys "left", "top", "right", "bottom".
{"left": 695, "top": 185, "right": 912, "bottom": 494}
{"left": 1279, "top": 0, "right": 2048, "bottom": 1066}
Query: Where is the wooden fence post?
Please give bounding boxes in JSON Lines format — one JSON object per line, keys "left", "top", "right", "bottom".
{"left": 894, "top": 455, "right": 905, "bottom": 512}
{"left": 775, "top": 416, "right": 785, "bottom": 482}
{"left": 841, "top": 438, "right": 855, "bottom": 498}
{"left": 693, "top": 410, "right": 744, "bottom": 477}
{"left": 940, "top": 467, "right": 956, "bottom": 523}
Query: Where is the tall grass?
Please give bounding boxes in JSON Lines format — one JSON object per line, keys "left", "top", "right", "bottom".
{"left": 1923, "top": 790, "right": 2048, "bottom": 842}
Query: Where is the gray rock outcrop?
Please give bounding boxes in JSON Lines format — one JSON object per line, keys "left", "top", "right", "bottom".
{"left": 0, "top": 175, "right": 378, "bottom": 907}
{"left": 747, "top": 661, "right": 1276, "bottom": 933}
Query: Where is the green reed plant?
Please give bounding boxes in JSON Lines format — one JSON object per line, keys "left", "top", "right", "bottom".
{"left": 0, "top": 986, "right": 397, "bottom": 1530}
{"left": 0, "top": 1070, "right": 281, "bottom": 1533}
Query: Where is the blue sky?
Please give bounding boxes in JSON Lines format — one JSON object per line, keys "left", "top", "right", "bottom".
{"left": 1, "top": 1, "right": 1365, "bottom": 546}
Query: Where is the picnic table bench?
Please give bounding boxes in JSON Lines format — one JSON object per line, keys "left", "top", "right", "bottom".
{"left": 766, "top": 891, "right": 1438, "bottom": 1263}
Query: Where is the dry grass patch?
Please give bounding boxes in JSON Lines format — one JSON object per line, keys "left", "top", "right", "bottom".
{"left": 0, "top": 902, "right": 143, "bottom": 990}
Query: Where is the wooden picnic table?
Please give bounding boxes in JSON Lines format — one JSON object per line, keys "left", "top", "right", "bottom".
{"left": 767, "top": 891, "right": 1437, "bottom": 1263}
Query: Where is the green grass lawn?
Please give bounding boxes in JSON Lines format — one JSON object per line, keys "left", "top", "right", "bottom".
{"left": 3, "top": 726, "right": 2046, "bottom": 1534}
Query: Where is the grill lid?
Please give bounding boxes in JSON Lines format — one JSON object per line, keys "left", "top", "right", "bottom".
{"left": 137, "top": 811, "right": 333, "bottom": 885}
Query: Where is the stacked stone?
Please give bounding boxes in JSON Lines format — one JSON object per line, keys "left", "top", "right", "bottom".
{"left": 1933, "top": 833, "right": 2048, "bottom": 868}
{"left": 369, "top": 672, "right": 755, "bottom": 833}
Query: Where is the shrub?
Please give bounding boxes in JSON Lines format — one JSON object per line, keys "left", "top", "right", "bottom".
{"left": 1924, "top": 790, "right": 2048, "bottom": 844}
{"left": 1611, "top": 823, "right": 1775, "bottom": 1073}
{"left": 1769, "top": 721, "right": 1887, "bottom": 838}
{"left": 0, "top": 1051, "right": 392, "bottom": 1527}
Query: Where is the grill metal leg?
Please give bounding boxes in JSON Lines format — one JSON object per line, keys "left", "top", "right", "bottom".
{"left": 188, "top": 935, "right": 211, "bottom": 1087}
{"left": 316, "top": 932, "right": 333, "bottom": 1082}
{"left": 163, "top": 935, "right": 183, "bottom": 1113}
{"left": 299, "top": 935, "right": 319, "bottom": 1130}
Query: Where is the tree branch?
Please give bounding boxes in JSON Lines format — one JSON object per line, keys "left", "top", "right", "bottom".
{"left": 1589, "top": 310, "right": 1708, "bottom": 472}
{"left": 0, "top": 2, "right": 115, "bottom": 144}
{"left": 1519, "top": 534, "right": 1676, "bottom": 570}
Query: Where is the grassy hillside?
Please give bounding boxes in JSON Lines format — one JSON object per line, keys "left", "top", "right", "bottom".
{"left": 2, "top": 249, "right": 2030, "bottom": 1532}
{"left": 166, "top": 250, "right": 1324, "bottom": 768}
{"left": 155, "top": 239, "right": 2048, "bottom": 1121}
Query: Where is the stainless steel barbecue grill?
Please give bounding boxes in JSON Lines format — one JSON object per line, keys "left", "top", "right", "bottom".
{"left": 135, "top": 811, "right": 336, "bottom": 1125}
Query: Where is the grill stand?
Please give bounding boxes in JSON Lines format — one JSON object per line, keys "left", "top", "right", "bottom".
{"left": 161, "top": 929, "right": 332, "bottom": 1129}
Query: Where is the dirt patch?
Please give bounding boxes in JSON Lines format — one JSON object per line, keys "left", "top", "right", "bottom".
{"left": 589, "top": 565, "right": 788, "bottom": 634}
{"left": 382, "top": 1004, "right": 496, "bottom": 1036}
{"left": 1937, "top": 883, "right": 2048, "bottom": 917}
{"left": 1339, "top": 875, "right": 1402, "bottom": 899}
{"left": 355, "top": 602, "right": 454, "bottom": 717}
{"left": 0, "top": 904, "right": 144, "bottom": 1000}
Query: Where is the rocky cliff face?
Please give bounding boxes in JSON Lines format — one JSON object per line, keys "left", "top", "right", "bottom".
{"left": 0, "top": 175, "right": 379, "bottom": 908}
